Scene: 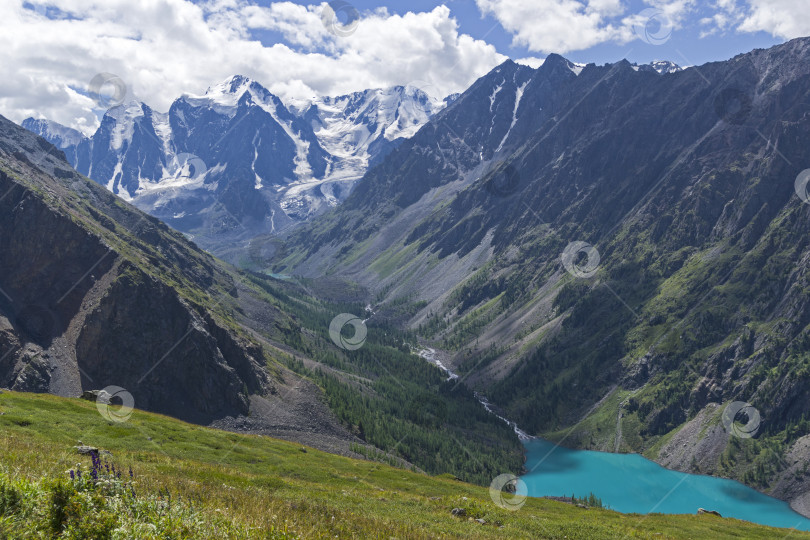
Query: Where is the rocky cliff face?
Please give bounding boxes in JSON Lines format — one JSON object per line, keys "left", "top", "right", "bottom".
{"left": 0, "top": 112, "right": 530, "bottom": 480}
{"left": 0, "top": 113, "right": 271, "bottom": 424}
{"left": 277, "top": 38, "right": 810, "bottom": 509}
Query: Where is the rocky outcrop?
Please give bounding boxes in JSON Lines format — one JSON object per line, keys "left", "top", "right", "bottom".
{"left": 74, "top": 262, "right": 267, "bottom": 423}
{"left": 0, "top": 114, "right": 270, "bottom": 424}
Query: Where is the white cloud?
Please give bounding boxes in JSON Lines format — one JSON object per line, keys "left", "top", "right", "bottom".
{"left": 696, "top": 0, "right": 744, "bottom": 37}
{"left": 476, "top": 0, "right": 626, "bottom": 53}
{"left": 475, "top": 0, "right": 701, "bottom": 53}
{"left": 514, "top": 57, "right": 545, "bottom": 68}
{"left": 241, "top": 2, "right": 331, "bottom": 49}
{"left": 0, "top": 1, "right": 505, "bottom": 135}
{"left": 477, "top": 0, "right": 805, "bottom": 54}
{"left": 738, "top": 0, "right": 810, "bottom": 39}
{"left": 4, "top": 0, "right": 803, "bottom": 138}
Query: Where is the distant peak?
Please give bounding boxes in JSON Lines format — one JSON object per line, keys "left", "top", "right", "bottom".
{"left": 21, "top": 117, "right": 51, "bottom": 130}
{"left": 184, "top": 75, "right": 280, "bottom": 112}
{"left": 21, "top": 117, "right": 87, "bottom": 147}
{"left": 648, "top": 60, "right": 682, "bottom": 74}
{"left": 204, "top": 75, "right": 267, "bottom": 98}
{"left": 543, "top": 53, "right": 570, "bottom": 65}
{"left": 537, "top": 53, "right": 583, "bottom": 77}
{"left": 628, "top": 60, "right": 683, "bottom": 75}
{"left": 401, "top": 84, "right": 431, "bottom": 98}
{"left": 543, "top": 53, "right": 579, "bottom": 71}
{"left": 226, "top": 74, "right": 252, "bottom": 91}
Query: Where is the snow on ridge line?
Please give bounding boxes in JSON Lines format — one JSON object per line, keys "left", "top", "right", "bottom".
{"left": 251, "top": 92, "right": 314, "bottom": 182}
{"left": 23, "top": 118, "right": 86, "bottom": 147}
{"left": 27, "top": 75, "right": 448, "bottom": 217}
{"left": 570, "top": 62, "right": 586, "bottom": 76}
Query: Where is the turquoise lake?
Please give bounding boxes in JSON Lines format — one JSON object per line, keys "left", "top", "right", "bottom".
{"left": 521, "top": 438, "right": 810, "bottom": 531}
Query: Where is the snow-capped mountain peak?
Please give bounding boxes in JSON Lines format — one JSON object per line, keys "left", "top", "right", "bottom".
{"left": 180, "top": 75, "right": 281, "bottom": 116}
{"left": 23, "top": 75, "right": 447, "bottom": 245}
{"left": 638, "top": 60, "right": 682, "bottom": 74}
{"left": 312, "top": 84, "right": 445, "bottom": 150}
{"left": 21, "top": 117, "right": 85, "bottom": 148}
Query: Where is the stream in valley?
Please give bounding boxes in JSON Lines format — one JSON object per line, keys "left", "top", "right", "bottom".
{"left": 416, "top": 347, "right": 810, "bottom": 531}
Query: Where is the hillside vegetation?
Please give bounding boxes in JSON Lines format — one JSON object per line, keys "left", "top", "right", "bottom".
{"left": 0, "top": 391, "right": 805, "bottom": 538}
{"left": 272, "top": 38, "right": 810, "bottom": 504}
{"left": 0, "top": 113, "right": 524, "bottom": 487}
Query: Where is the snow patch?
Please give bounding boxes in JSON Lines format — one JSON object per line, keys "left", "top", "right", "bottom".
{"left": 496, "top": 81, "right": 529, "bottom": 152}
{"left": 569, "top": 62, "right": 586, "bottom": 76}
{"left": 489, "top": 81, "right": 504, "bottom": 113}
{"left": 107, "top": 102, "right": 145, "bottom": 151}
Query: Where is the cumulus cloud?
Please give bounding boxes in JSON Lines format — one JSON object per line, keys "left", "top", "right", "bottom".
{"left": 477, "top": 0, "right": 804, "bottom": 54}
{"left": 475, "top": 0, "right": 710, "bottom": 53}
{"left": 514, "top": 57, "right": 545, "bottom": 68}
{"left": 0, "top": 1, "right": 505, "bottom": 135}
{"left": 475, "top": 0, "right": 628, "bottom": 53}
{"left": 738, "top": 0, "right": 810, "bottom": 38}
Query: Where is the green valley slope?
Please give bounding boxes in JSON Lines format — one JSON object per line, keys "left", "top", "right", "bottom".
{"left": 271, "top": 38, "right": 810, "bottom": 510}
{"left": 0, "top": 113, "right": 523, "bottom": 488}
{"left": 0, "top": 390, "right": 804, "bottom": 539}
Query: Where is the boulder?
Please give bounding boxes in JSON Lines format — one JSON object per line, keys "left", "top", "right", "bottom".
{"left": 80, "top": 389, "right": 112, "bottom": 403}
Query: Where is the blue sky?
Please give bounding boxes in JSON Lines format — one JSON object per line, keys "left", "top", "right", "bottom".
{"left": 1, "top": 1, "right": 805, "bottom": 134}
{"left": 248, "top": 0, "right": 783, "bottom": 67}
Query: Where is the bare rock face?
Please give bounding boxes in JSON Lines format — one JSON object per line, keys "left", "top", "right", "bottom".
{"left": 277, "top": 37, "right": 810, "bottom": 502}
{"left": 11, "top": 354, "right": 52, "bottom": 392}
{"left": 73, "top": 264, "right": 263, "bottom": 423}
{"left": 655, "top": 403, "right": 728, "bottom": 473}
{"left": 769, "top": 435, "right": 810, "bottom": 514}
{"left": 0, "top": 114, "right": 270, "bottom": 424}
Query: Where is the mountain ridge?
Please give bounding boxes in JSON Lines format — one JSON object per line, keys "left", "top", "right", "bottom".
{"left": 1, "top": 112, "right": 531, "bottom": 485}
{"left": 0, "top": 111, "right": 370, "bottom": 454}
{"left": 273, "top": 37, "right": 810, "bottom": 513}
{"left": 23, "top": 77, "right": 446, "bottom": 250}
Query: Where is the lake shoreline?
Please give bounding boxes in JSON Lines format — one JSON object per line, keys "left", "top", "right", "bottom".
{"left": 414, "top": 344, "right": 810, "bottom": 525}
{"left": 521, "top": 437, "right": 810, "bottom": 531}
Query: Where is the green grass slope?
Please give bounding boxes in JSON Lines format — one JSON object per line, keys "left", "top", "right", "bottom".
{"left": 0, "top": 391, "right": 804, "bottom": 539}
